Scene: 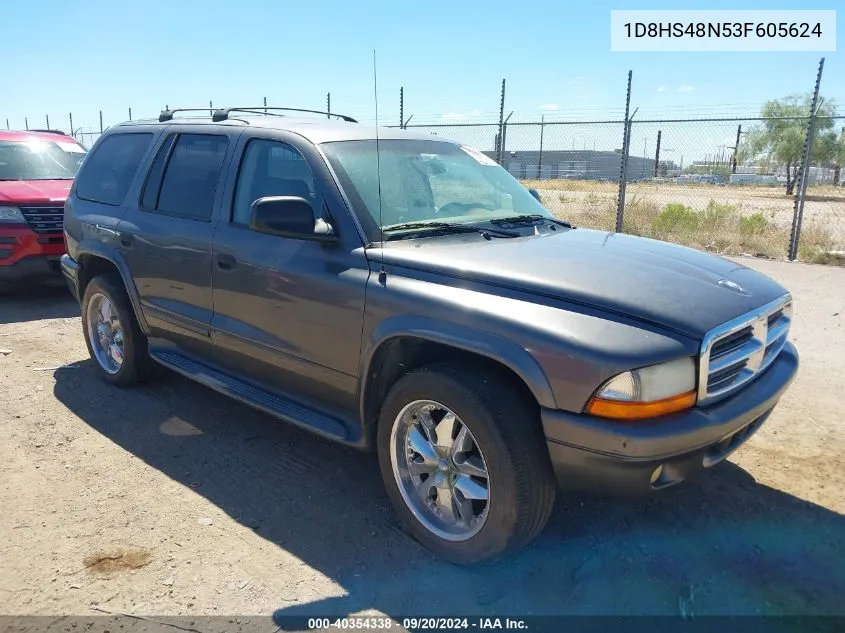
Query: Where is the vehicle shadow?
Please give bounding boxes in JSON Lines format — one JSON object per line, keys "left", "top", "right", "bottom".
{"left": 52, "top": 362, "right": 845, "bottom": 619}
{"left": 0, "top": 282, "right": 78, "bottom": 324}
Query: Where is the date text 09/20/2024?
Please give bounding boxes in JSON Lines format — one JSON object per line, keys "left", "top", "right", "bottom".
{"left": 305, "top": 617, "right": 528, "bottom": 630}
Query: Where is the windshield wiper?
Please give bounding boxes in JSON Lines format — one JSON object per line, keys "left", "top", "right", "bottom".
{"left": 489, "top": 214, "right": 573, "bottom": 229}
{"left": 382, "top": 221, "right": 518, "bottom": 240}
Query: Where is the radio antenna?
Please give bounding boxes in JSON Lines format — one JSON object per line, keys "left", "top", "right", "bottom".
{"left": 373, "top": 49, "right": 386, "bottom": 283}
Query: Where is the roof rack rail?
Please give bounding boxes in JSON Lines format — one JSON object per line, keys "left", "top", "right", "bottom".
{"left": 158, "top": 108, "right": 214, "bottom": 122}
{"left": 211, "top": 106, "right": 357, "bottom": 123}
{"left": 29, "top": 129, "right": 69, "bottom": 135}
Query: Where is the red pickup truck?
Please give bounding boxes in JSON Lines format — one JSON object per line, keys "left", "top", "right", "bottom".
{"left": 0, "top": 129, "right": 87, "bottom": 288}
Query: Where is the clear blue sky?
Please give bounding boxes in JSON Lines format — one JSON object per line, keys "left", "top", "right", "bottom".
{"left": 3, "top": 0, "right": 841, "bottom": 159}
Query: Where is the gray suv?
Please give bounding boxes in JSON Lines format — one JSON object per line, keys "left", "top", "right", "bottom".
{"left": 61, "top": 106, "right": 799, "bottom": 564}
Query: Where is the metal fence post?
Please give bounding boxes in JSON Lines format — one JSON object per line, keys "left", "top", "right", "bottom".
{"left": 326, "top": 92, "right": 331, "bottom": 119}
{"left": 731, "top": 124, "right": 742, "bottom": 174}
{"left": 538, "top": 115, "right": 545, "bottom": 180}
{"left": 615, "top": 70, "right": 633, "bottom": 233}
{"left": 653, "top": 130, "right": 661, "bottom": 177}
{"left": 789, "top": 57, "right": 825, "bottom": 261}
{"left": 264, "top": 97, "right": 267, "bottom": 113}
{"left": 99, "top": 110, "right": 103, "bottom": 134}
{"left": 69, "top": 113, "right": 74, "bottom": 136}
{"left": 399, "top": 87, "right": 403, "bottom": 128}
{"left": 497, "top": 79, "right": 506, "bottom": 165}
{"left": 501, "top": 112, "right": 513, "bottom": 167}
{"left": 46, "top": 114, "right": 50, "bottom": 129}
{"left": 128, "top": 107, "right": 132, "bottom": 121}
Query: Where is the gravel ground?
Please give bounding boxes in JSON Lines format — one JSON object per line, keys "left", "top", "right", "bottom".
{"left": 1, "top": 258, "right": 843, "bottom": 620}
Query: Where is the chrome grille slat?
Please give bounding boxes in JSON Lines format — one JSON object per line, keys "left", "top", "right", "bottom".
{"left": 767, "top": 318, "right": 789, "bottom": 345}
{"left": 710, "top": 326, "right": 753, "bottom": 359}
{"left": 19, "top": 205, "right": 64, "bottom": 234}
{"left": 698, "top": 295, "right": 792, "bottom": 405}
{"left": 708, "top": 341, "right": 764, "bottom": 374}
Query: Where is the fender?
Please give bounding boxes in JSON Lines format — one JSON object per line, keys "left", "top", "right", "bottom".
{"left": 75, "top": 239, "right": 152, "bottom": 336}
{"left": 360, "top": 315, "right": 558, "bottom": 424}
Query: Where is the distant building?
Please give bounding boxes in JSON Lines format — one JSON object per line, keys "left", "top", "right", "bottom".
{"left": 482, "top": 149, "right": 656, "bottom": 181}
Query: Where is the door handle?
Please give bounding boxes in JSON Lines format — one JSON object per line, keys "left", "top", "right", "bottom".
{"left": 119, "top": 233, "right": 134, "bottom": 248}
{"left": 216, "top": 253, "right": 237, "bottom": 270}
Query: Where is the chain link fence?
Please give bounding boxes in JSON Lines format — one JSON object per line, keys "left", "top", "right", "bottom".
{"left": 402, "top": 115, "right": 845, "bottom": 265}
{"left": 5, "top": 106, "right": 844, "bottom": 266}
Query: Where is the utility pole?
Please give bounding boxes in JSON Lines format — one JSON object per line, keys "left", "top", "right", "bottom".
{"left": 399, "top": 87, "right": 404, "bottom": 128}
{"left": 327, "top": 92, "right": 331, "bottom": 118}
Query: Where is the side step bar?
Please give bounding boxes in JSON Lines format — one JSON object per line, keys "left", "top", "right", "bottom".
{"left": 150, "top": 349, "right": 356, "bottom": 445}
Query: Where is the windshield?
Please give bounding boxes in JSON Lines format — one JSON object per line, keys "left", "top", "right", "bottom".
{"left": 0, "top": 139, "right": 87, "bottom": 180}
{"left": 322, "top": 139, "right": 551, "bottom": 240}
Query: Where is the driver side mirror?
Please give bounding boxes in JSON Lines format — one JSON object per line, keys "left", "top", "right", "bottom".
{"left": 249, "top": 196, "right": 338, "bottom": 243}
{"left": 528, "top": 188, "right": 542, "bottom": 203}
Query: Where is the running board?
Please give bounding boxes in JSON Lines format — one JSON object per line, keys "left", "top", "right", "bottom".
{"left": 150, "top": 349, "right": 355, "bottom": 444}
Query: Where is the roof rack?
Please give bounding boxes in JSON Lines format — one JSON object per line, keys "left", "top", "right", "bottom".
{"left": 29, "top": 129, "right": 69, "bottom": 135}
{"left": 211, "top": 106, "right": 357, "bottom": 123}
{"left": 158, "top": 108, "right": 215, "bottom": 122}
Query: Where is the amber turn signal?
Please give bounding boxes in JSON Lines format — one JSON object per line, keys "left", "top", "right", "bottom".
{"left": 585, "top": 390, "right": 697, "bottom": 420}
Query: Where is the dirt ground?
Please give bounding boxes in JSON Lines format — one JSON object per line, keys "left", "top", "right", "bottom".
{"left": 1, "top": 258, "right": 844, "bottom": 621}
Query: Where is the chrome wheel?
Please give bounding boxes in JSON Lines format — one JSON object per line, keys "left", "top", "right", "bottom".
{"left": 389, "top": 400, "right": 490, "bottom": 541}
{"left": 86, "top": 292, "right": 125, "bottom": 375}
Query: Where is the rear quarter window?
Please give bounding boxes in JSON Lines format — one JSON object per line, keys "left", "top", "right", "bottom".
{"left": 75, "top": 133, "right": 154, "bottom": 206}
{"left": 153, "top": 134, "right": 229, "bottom": 221}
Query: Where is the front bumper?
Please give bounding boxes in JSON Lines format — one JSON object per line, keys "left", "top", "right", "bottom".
{"left": 542, "top": 341, "right": 799, "bottom": 495}
{"left": 0, "top": 253, "right": 64, "bottom": 284}
{"left": 0, "top": 226, "right": 65, "bottom": 285}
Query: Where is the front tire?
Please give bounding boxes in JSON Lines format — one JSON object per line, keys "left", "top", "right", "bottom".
{"left": 81, "top": 274, "right": 153, "bottom": 387}
{"left": 377, "top": 362, "right": 557, "bottom": 564}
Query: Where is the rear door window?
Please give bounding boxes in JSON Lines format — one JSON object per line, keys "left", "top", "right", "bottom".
{"left": 152, "top": 134, "right": 229, "bottom": 221}
{"left": 75, "top": 133, "right": 154, "bottom": 206}
{"left": 140, "top": 134, "right": 178, "bottom": 210}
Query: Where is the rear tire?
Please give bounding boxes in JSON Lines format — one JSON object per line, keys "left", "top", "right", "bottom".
{"left": 377, "top": 361, "right": 556, "bottom": 564}
{"left": 81, "top": 274, "right": 153, "bottom": 387}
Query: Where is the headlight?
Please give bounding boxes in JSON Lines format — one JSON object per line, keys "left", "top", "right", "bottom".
{"left": 0, "top": 207, "right": 26, "bottom": 224}
{"left": 585, "top": 357, "right": 697, "bottom": 420}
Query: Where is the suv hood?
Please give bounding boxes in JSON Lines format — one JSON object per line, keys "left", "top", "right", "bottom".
{"left": 0, "top": 179, "right": 72, "bottom": 205}
{"left": 378, "top": 228, "right": 789, "bottom": 338}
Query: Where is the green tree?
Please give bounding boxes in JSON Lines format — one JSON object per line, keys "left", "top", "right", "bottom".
{"left": 740, "top": 94, "right": 839, "bottom": 194}
{"left": 816, "top": 125, "right": 845, "bottom": 185}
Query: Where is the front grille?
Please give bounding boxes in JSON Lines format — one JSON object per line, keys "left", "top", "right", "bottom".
{"left": 698, "top": 295, "right": 792, "bottom": 404}
{"left": 19, "top": 205, "right": 64, "bottom": 234}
